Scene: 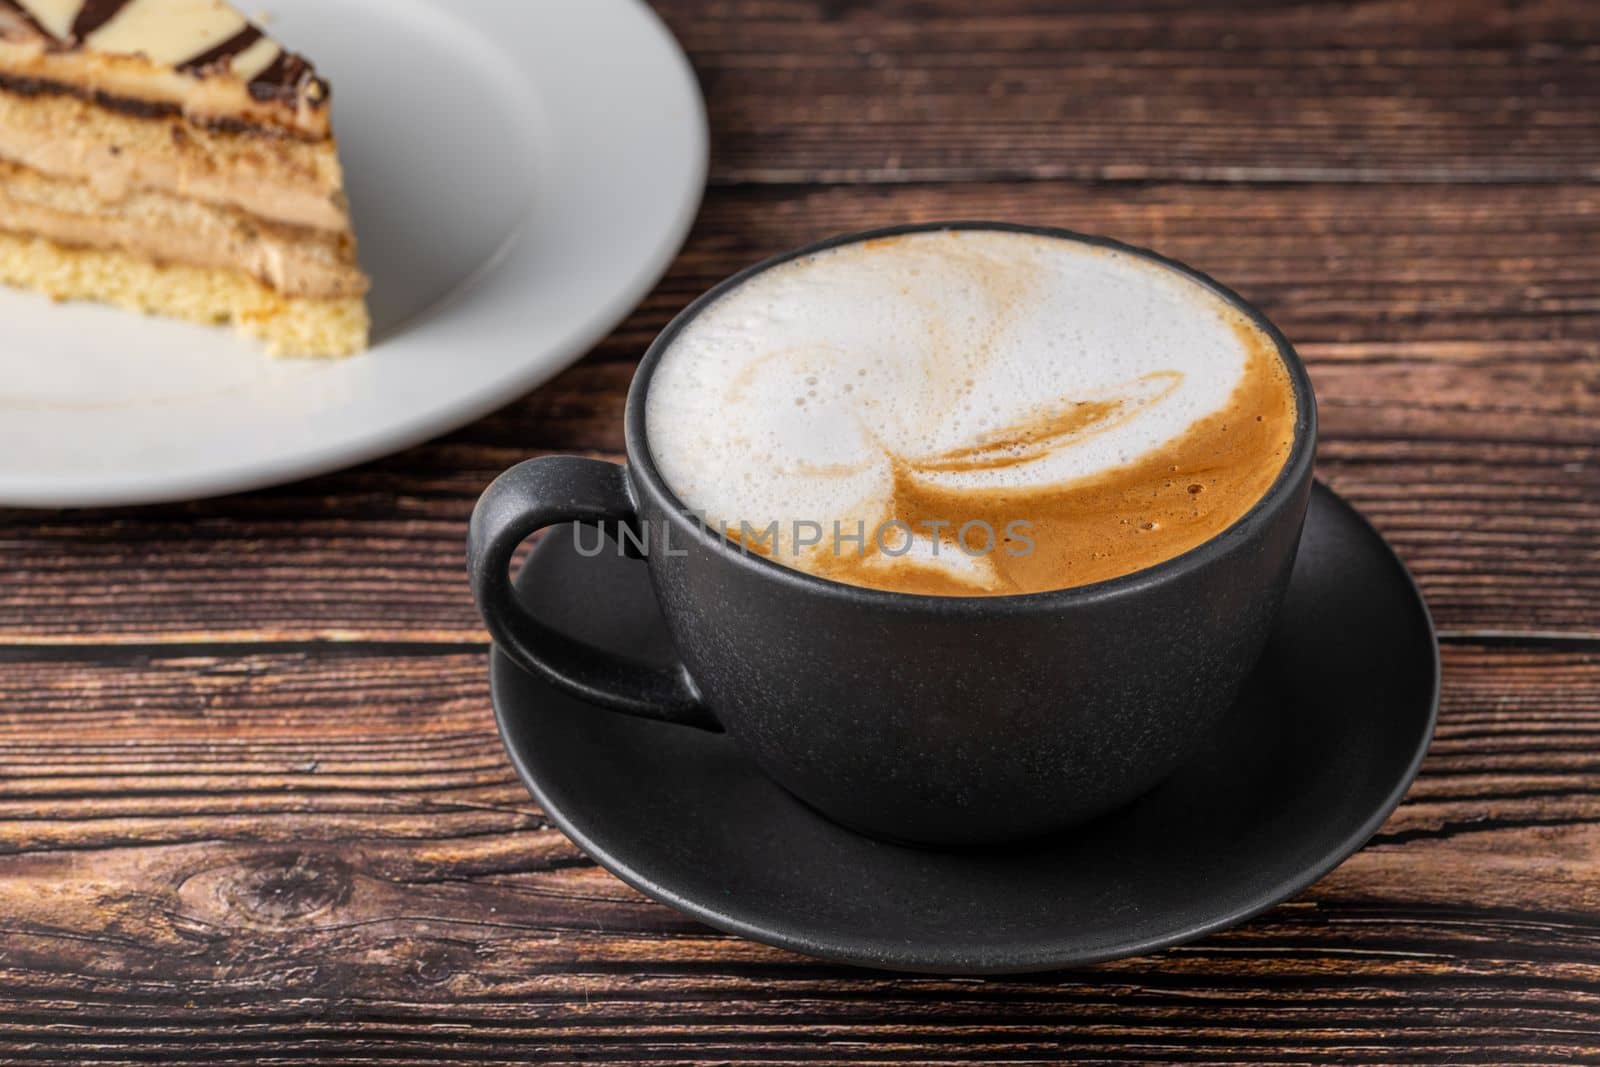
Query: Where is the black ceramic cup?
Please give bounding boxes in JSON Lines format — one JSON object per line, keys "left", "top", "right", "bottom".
{"left": 469, "top": 222, "right": 1318, "bottom": 846}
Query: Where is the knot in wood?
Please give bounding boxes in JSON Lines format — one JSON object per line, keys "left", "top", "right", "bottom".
{"left": 227, "top": 852, "right": 351, "bottom": 925}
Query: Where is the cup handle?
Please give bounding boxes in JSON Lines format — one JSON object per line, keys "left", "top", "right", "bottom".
{"left": 468, "top": 456, "right": 718, "bottom": 730}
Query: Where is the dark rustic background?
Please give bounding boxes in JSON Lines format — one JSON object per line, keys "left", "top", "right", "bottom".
{"left": 3, "top": 1, "right": 1599, "bottom": 1062}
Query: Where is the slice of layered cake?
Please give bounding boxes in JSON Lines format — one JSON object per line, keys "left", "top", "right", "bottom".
{"left": 0, "top": 0, "right": 369, "bottom": 356}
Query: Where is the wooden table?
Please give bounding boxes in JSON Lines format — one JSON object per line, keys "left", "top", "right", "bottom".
{"left": 3, "top": 1, "right": 1598, "bottom": 1062}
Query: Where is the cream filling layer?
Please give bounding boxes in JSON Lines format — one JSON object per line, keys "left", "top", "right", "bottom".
{"left": 0, "top": 158, "right": 366, "bottom": 298}
{"left": 0, "top": 85, "right": 346, "bottom": 229}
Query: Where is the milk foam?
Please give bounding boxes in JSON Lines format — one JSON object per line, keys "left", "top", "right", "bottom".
{"left": 646, "top": 230, "right": 1259, "bottom": 579}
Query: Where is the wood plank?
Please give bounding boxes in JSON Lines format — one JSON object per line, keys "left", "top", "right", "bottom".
{"left": 653, "top": 0, "right": 1600, "bottom": 185}
{"left": 0, "top": 642, "right": 1595, "bottom": 1063}
{"left": 2, "top": 182, "right": 1593, "bottom": 643}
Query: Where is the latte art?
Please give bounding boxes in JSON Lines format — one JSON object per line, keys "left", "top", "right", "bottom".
{"left": 646, "top": 229, "right": 1298, "bottom": 596}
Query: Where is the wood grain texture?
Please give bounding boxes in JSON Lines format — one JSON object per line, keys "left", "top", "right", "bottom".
{"left": 0, "top": 643, "right": 1595, "bottom": 1066}
{"left": 2, "top": 0, "right": 1599, "bottom": 1062}
{"left": 653, "top": 0, "right": 1600, "bottom": 185}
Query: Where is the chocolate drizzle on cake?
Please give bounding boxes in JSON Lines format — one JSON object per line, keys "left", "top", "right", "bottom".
{"left": 0, "top": 0, "right": 327, "bottom": 109}
{"left": 176, "top": 23, "right": 258, "bottom": 71}
{"left": 246, "top": 49, "right": 315, "bottom": 104}
{"left": 70, "top": 0, "right": 130, "bottom": 39}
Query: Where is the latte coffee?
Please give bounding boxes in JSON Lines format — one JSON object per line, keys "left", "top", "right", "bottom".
{"left": 645, "top": 229, "right": 1298, "bottom": 597}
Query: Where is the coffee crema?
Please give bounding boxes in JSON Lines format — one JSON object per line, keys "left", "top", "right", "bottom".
{"left": 645, "top": 229, "right": 1299, "bottom": 596}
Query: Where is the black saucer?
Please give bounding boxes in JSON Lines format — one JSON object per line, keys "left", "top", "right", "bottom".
{"left": 492, "top": 483, "right": 1439, "bottom": 974}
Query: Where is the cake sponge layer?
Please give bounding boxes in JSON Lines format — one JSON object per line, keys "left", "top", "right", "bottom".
{"left": 0, "top": 230, "right": 368, "bottom": 356}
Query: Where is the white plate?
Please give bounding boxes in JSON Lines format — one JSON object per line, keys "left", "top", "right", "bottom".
{"left": 0, "top": 0, "right": 707, "bottom": 508}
